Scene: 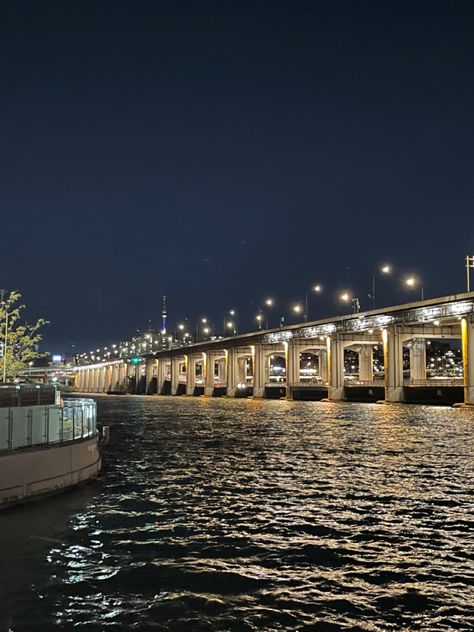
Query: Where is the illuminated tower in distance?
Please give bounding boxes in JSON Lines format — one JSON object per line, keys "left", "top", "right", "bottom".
{"left": 161, "top": 296, "right": 167, "bottom": 334}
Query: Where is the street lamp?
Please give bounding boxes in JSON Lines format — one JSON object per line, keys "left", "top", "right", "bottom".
{"left": 371, "top": 264, "right": 392, "bottom": 309}
{"left": 256, "top": 313, "right": 263, "bottom": 330}
{"left": 340, "top": 292, "right": 360, "bottom": 314}
{"left": 292, "top": 303, "right": 304, "bottom": 322}
{"left": 223, "top": 309, "right": 237, "bottom": 335}
{"left": 404, "top": 275, "right": 424, "bottom": 300}
{"left": 465, "top": 255, "right": 474, "bottom": 292}
{"left": 305, "top": 283, "right": 323, "bottom": 321}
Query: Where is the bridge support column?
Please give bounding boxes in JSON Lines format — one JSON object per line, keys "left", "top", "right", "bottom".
{"left": 319, "top": 349, "right": 328, "bottom": 383}
{"left": 462, "top": 317, "right": 474, "bottom": 405}
{"left": 171, "top": 357, "right": 181, "bottom": 395}
{"left": 117, "top": 363, "right": 125, "bottom": 392}
{"left": 204, "top": 353, "right": 215, "bottom": 396}
{"left": 410, "top": 338, "right": 426, "bottom": 381}
{"left": 253, "top": 345, "right": 265, "bottom": 397}
{"left": 328, "top": 337, "right": 345, "bottom": 400}
{"left": 145, "top": 359, "right": 155, "bottom": 394}
{"left": 384, "top": 327, "right": 405, "bottom": 402}
{"left": 286, "top": 341, "right": 299, "bottom": 398}
{"left": 104, "top": 366, "right": 112, "bottom": 392}
{"left": 156, "top": 358, "right": 167, "bottom": 395}
{"left": 238, "top": 357, "right": 247, "bottom": 386}
{"left": 216, "top": 357, "right": 226, "bottom": 385}
{"left": 186, "top": 355, "right": 196, "bottom": 395}
{"left": 226, "top": 349, "right": 239, "bottom": 397}
{"left": 92, "top": 369, "right": 100, "bottom": 393}
{"left": 110, "top": 365, "right": 117, "bottom": 392}
{"left": 359, "top": 346, "right": 374, "bottom": 381}
{"left": 135, "top": 363, "right": 144, "bottom": 394}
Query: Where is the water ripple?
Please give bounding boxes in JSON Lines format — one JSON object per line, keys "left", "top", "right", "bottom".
{"left": 1, "top": 397, "right": 473, "bottom": 631}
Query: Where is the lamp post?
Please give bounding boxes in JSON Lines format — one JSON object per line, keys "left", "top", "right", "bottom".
{"left": 305, "top": 284, "right": 322, "bottom": 321}
{"left": 466, "top": 255, "right": 474, "bottom": 292}
{"left": 223, "top": 309, "right": 237, "bottom": 336}
{"left": 371, "top": 264, "right": 391, "bottom": 309}
{"left": 292, "top": 303, "right": 305, "bottom": 322}
{"left": 340, "top": 292, "right": 360, "bottom": 314}
{"left": 405, "top": 276, "right": 424, "bottom": 301}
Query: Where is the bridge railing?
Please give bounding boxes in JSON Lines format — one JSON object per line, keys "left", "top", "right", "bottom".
{"left": 403, "top": 378, "right": 463, "bottom": 387}
{"left": 0, "top": 398, "right": 97, "bottom": 453}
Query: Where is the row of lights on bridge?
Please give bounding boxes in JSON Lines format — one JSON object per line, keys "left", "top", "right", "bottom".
{"left": 77, "top": 264, "right": 429, "bottom": 364}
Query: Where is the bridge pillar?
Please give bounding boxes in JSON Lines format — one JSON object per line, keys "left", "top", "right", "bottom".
{"left": 204, "top": 352, "right": 216, "bottom": 396}
{"left": 156, "top": 358, "right": 167, "bottom": 395}
{"left": 110, "top": 365, "right": 117, "bottom": 391}
{"left": 359, "top": 346, "right": 374, "bottom": 381}
{"left": 84, "top": 369, "right": 90, "bottom": 392}
{"left": 319, "top": 349, "right": 328, "bottom": 383}
{"left": 328, "top": 336, "right": 345, "bottom": 400}
{"left": 226, "top": 349, "right": 239, "bottom": 397}
{"left": 145, "top": 359, "right": 155, "bottom": 394}
{"left": 461, "top": 317, "right": 474, "bottom": 405}
{"left": 104, "top": 366, "right": 111, "bottom": 392}
{"left": 409, "top": 338, "right": 426, "bottom": 381}
{"left": 171, "top": 357, "right": 181, "bottom": 395}
{"left": 384, "top": 327, "right": 405, "bottom": 402}
{"left": 238, "top": 357, "right": 248, "bottom": 386}
{"left": 117, "top": 363, "right": 126, "bottom": 392}
{"left": 216, "top": 357, "right": 226, "bottom": 385}
{"left": 286, "top": 341, "right": 299, "bottom": 398}
{"left": 185, "top": 355, "right": 196, "bottom": 395}
{"left": 134, "top": 363, "right": 143, "bottom": 394}
{"left": 253, "top": 345, "right": 265, "bottom": 397}
{"left": 91, "top": 368, "right": 97, "bottom": 392}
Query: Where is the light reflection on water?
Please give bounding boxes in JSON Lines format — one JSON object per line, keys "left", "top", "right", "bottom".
{"left": 1, "top": 396, "right": 474, "bottom": 631}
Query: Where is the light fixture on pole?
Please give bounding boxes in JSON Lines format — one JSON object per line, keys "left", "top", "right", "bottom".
{"left": 292, "top": 303, "right": 305, "bottom": 322}
{"left": 466, "top": 255, "right": 474, "bottom": 292}
{"left": 371, "top": 264, "right": 391, "bottom": 309}
{"left": 404, "top": 275, "right": 424, "bottom": 301}
{"left": 340, "top": 291, "right": 360, "bottom": 314}
{"left": 305, "top": 283, "right": 322, "bottom": 321}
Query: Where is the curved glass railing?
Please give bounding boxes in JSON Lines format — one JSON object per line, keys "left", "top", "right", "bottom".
{"left": 0, "top": 392, "right": 97, "bottom": 453}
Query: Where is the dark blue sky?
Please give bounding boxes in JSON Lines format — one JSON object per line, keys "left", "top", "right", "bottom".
{"left": 1, "top": 1, "right": 473, "bottom": 352}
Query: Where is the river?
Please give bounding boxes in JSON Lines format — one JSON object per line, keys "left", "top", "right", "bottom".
{"left": 1, "top": 396, "right": 473, "bottom": 631}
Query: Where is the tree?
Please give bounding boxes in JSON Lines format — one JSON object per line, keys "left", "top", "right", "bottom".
{"left": 0, "top": 290, "right": 49, "bottom": 381}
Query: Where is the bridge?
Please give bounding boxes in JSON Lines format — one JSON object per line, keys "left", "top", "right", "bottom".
{"left": 75, "top": 292, "right": 474, "bottom": 406}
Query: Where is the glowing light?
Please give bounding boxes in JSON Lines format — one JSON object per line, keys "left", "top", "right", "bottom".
{"left": 293, "top": 304, "right": 302, "bottom": 313}
{"left": 313, "top": 284, "right": 322, "bottom": 292}
{"left": 381, "top": 264, "right": 391, "bottom": 274}
{"left": 340, "top": 292, "right": 351, "bottom": 302}
{"left": 405, "top": 276, "right": 416, "bottom": 287}
{"left": 265, "top": 298, "right": 274, "bottom": 307}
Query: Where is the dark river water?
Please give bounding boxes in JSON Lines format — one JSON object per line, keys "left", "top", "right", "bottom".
{"left": 1, "top": 396, "right": 474, "bottom": 631}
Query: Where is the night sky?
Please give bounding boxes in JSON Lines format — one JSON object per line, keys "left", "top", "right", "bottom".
{"left": 2, "top": 1, "right": 474, "bottom": 353}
